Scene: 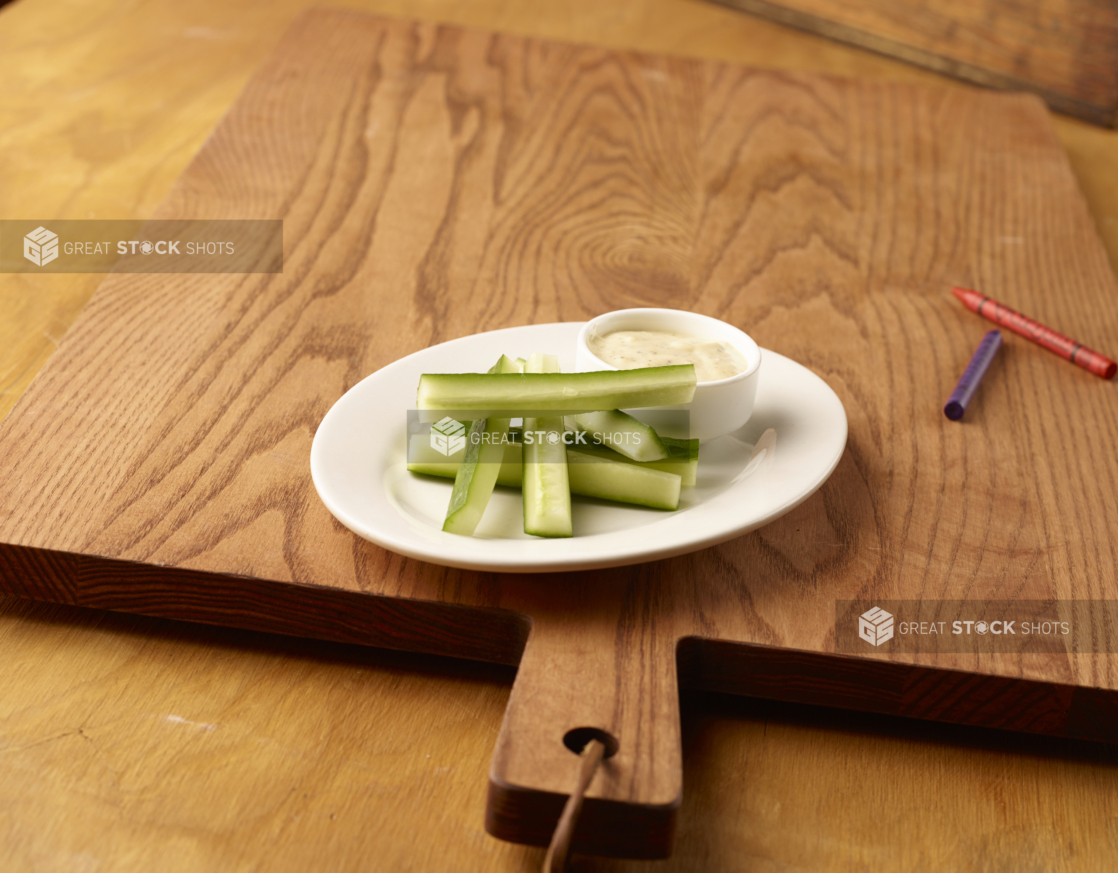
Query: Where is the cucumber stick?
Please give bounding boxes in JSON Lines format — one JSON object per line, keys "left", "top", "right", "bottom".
{"left": 659, "top": 437, "right": 700, "bottom": 488}
{"left": 570, "top": 410, "right": 669, "bottom": 462}
{"left": 411, "top": 439, "right": 680, "bottom": 509}
{"left": 567, "top": 450, "right": 680, "bottom": 510}
{"left": 409, "top": 435, "right": 523, "bottom": 488}
{"left": 522, "top": 354, "right": 572, "bottom": 537}
{"left": 417, "top": 365, "right": 696, "bottom": 413}
{"left": 441, "top": 355, "right": 520, "bottom": 536}
{"left": 568, "top": 435, "right": 699, "bottom": 488}
{"left": 411, "top": 423, "right": 695, "bottom": 493}
{"left": 412, "top": 425, "right": 695, "bottom": 491}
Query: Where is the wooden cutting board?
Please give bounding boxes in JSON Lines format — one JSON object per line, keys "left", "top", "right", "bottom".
{"left": 1, "top": 9, "right": 1117, "bottom": 860}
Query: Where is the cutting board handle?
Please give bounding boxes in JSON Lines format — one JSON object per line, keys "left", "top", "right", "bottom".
{"left": 484, "top": 607, "right": 682, "bottom": 859}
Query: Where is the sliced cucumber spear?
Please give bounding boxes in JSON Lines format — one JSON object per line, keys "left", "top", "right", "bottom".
{"left": 409, "top": 435, "right": 524, "bottom": 488}
{"left": 522, "top": 353, "right": 572, "bottom": 537}
{"left": 409, "top": 436, "right": 682, "bottom": 510}
{"left": 569, "top": 410, "right": 669, "bottom": 462}
{"left": 567, "top": 449, "right": 681, "bottom": 510}
{"left": 568, "top": 435, "right": 699, "bottom": 488}
{"left": 441, "top": 355, "right": 520, "bottom": 536}
{"left": 658, "top": 437, "right": 700, "bottom": 488}
{"left": 417, "top": 365, "right": 696, "bottom": 414}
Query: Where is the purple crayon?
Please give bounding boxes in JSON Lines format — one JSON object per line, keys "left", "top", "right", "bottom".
{"left": 945, "top": 330, "right": 1002, "bottom": 421}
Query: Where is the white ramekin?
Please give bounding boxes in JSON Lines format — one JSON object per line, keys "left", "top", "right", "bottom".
{"left": 575, "top": 308, "right": 762, "bottom": 442}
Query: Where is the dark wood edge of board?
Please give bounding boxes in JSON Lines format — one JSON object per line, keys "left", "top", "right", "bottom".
{"left": 484, "top": 776, "right": 679, "bottom": 859}
{"left": 677, "top": 637, "right": 1118, "bottom": 744}
{"left": 0, "top": 543, "right": 531, "bottom": 667}
{"left": 4, "top": 544, "right": 1116, "bottom": 858}
{"left": 4, "top": 542, "right": 1114, "bottom": 746}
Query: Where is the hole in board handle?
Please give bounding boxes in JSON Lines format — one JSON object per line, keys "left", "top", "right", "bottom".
{"left": 562, "top": 727, "right": 619, "bottom": 759}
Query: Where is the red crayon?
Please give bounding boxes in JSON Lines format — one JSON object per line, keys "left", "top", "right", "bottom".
{"left": 952, "top": 287, "right": 1117, "bottom": 380}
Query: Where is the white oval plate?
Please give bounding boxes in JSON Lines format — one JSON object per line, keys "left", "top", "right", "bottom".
{"left": 311, "top": 323, "right": 847, "bottom": 572}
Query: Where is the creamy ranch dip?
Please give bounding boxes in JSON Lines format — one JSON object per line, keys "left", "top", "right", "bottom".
{"left": 589, "top": 329, "right": 748, "bottom": 382}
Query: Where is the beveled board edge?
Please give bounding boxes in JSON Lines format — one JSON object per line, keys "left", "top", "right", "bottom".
{"left": 484, "top": 777, "right": 679, "bottom": 859}
{"left": 5, "top": 547, "right": 1116, "bottom": 858}
{"left": 0, "top": 544, "right": 530, "bottom": 667}
{"left": 3, "top": 546, "right": 1112, "bottom": 747}
{"left": 678, "top": 638, "right": 1118, "bottom": 744}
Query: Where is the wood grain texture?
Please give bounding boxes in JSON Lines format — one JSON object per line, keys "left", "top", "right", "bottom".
{"left": 2, "top": 7, "right": 1118, "bottom": 860}
{"left": 709, "top": 0, "right": 1118, "bottom": 126}
{"left": 5, "top": 0, "right": 1118, "bottom": 427}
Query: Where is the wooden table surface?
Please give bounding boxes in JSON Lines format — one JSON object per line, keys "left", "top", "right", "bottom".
{"left": 2, "top": 1, "right": 1117, "bottom": 870}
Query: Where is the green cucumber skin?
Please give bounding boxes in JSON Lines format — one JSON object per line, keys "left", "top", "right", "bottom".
{"left": 661, "top": 436, "right": 700, "bottom": 461}
{"left": 441, "top": 355, "right": 519, "bottom": 536}
{"left": 408, "top": 435, "right": 522, "bottom": 487}
{"left": 441, "top": 418, "right": 507, "bottom": 535}
{"left": 657, "top": 437, "right": 699, "bottom": 488}
{"left": 560, "top": 437, "right": 698, "bottom": 488}
{"left": 566, "top": 450, "right": 680, "bottom": 510}
{"left": 522, "top": 354, "right": 573, "bottom": 537}
{"left": 411, "top": 442, "right": 680, "bottom": 510}
{"left": 416, "top": 365, "right": 696, "bottom": 413}
{"left": 522, "top": 424, "right": 572, "bottom": 535}
{"left": 571, "top": 410, "right": 669, "bottom": 462}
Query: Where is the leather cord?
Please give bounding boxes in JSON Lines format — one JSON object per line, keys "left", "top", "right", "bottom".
{"left": 543, "top": 738, "right": 606, "bottom": 872}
